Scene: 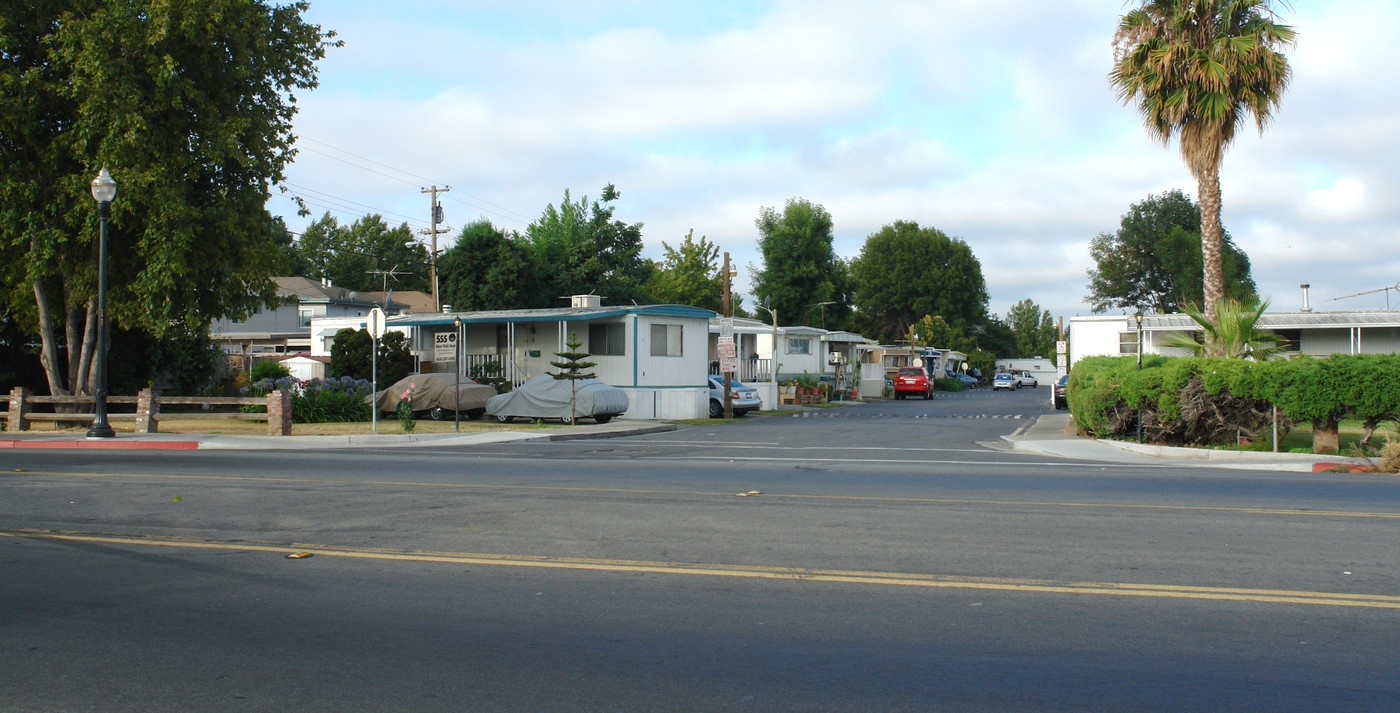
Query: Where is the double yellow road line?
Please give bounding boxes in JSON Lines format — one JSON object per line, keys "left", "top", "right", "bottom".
{"left": 6, "top": 528, "right": 1398, "bottom": 610}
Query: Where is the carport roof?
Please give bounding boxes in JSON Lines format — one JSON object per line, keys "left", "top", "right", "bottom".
{"left": 386, "top": 304, "right": 717, "bottom": 327}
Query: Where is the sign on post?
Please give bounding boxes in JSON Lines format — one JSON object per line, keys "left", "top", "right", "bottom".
{"left": 434, "top": 331, "right": 457, "bottom": 363}
{"left": 367, "top": 307, "right": 387, "bottom": 339}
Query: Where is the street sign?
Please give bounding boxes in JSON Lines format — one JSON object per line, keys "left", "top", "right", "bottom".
{"left": 1057, "top": 340, "right": 1067, "bottom": 355}
{"left": 434, "top": 331, "right": 457, "bottom": 363}
{"left": 720, "top": 357, "right": 738, "bottom": 374}
{"left": 719, "top": 317, "right": 734, "bottom": 339}
{"left": 717, "top": 337, "right": 736, "bottom": 359}
{"left": 367, "top": 307, "right": 386, "bottom": 339}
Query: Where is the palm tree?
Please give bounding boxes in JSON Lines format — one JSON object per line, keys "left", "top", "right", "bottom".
{"left": 1110, "top": 1, "right": 1295, "bottom": 322}
{"left": 1163, "top": 298, "right": 1285, "bottom": 359}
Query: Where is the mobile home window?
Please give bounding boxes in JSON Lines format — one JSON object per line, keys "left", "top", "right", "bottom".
{"left": 1118, "top": 331, "right": 1140, "bottom": 355}
{"left": 589, "top": 322, "right": 625, "bottom": 356}
{"left": 787, "top": 338, "right": 811, "bottom": 355}
{"left": 650, "top": 324, "right": 683, "bottom": 357}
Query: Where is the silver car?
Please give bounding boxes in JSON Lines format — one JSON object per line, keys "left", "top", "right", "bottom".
{"left": 708, "top": 376, "right": 761, "bottom": 417}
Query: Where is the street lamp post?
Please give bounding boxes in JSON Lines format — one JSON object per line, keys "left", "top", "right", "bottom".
{"left": 454, "top": 317, "right": 462, "bottom": 433}
{"left": 87, "top": 168, "right": 117, "bottom": 439}
{"left": 1135, "top": 311, "right": 1144, "bottom": 443}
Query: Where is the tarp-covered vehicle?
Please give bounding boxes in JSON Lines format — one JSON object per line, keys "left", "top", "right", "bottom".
{"left": 369, "top": 373, "right": 498, "bottom": 420}
{"left": 485, "top": 375, "right": 629, "bottom": 424}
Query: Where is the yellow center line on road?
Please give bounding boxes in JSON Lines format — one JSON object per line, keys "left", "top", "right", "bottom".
{"left": 9, "top": 469, "right": 1400, "bottom": 520}
{"left": 5, "top": 527, "right": 1399, "bottom": 610}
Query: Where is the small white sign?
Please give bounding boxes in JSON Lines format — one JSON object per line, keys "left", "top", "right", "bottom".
{"left": 717, "top": 337, "right": 736, "bottom": 359}
{"left": 434, "top": 331, "right": 457, "bottom": 363}
{"left": 720, "top": 357, "right": 738, "bottom": 374}
{"left": 719, "top": 317, "right": 734, "bottom": 339}
{"left": 367, "top": 307, "right": 386, "bottom": 339}
{"left": 1056, "top": 340, "right": 1067, "bottom": 355}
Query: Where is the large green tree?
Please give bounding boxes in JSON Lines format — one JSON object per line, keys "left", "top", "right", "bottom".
{"left": 1088, "top": 190, "right": 1255, "bottom": 313}
{"left": 1110, "top": 0, "right": 1293, "bottom": 322}
{"left": 0, "top": 0, "right": 334, "bottom": 396}
{"left": 752, "top": 198, "right": 850, "bottom": 329}
{"left": 438, "top": 220, "right": 539, "bottom": 311}
{"left": 849, "top": 220, "right": 988, "bottom": 343}
{"left": 289, "top": 213, "right": 428, "bottom": 293}
{"left": 526, "top": 184, "right": 653, "bottom": 306}
{"left": 644, "top": 230, "right": 724, "bottom": 312}
{"left": 1005, "top": 299, "right": 1057, "bottom": 360}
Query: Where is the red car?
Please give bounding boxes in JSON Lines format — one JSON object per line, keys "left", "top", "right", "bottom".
{"left": 893, "top": 366, "right": 934, "bottom": 400}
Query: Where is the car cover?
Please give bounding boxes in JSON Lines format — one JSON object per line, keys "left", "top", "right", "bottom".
{"left": 485, "top": 375, "right": 629, "bottom": 420}
{"left": 369, "top": 373, "right": 497, "bottom": 413}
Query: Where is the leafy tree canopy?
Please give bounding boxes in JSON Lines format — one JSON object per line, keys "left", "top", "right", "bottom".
{"left": 752, "top": 198, "right": 850, "bottom": 329}
{"left": 1088, "top": 190, "right": 1255, "bottom": 314}
{"left": 438, "top": 219, "right": 540, "bottom": 311}
{"left": 849, "top": 220, "right": 988, "bottom": 343}
{"left": 288, "top": 213, "right": 428, "bottom": 293}
{"left": 0, "top": 0, "right": 335, "bottom": 395}
{"left": 644, "top": 230, "right": 724, "bottom": 313}
{"left": 1006, "top": 298, "right": 1057, "bottom": 360}
{"left": 525, "top": 184, "right": 653, "bottom": 306}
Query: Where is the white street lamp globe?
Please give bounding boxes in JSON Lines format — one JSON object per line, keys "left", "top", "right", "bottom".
{"left": 91, "top": 167, "right": 117, "bottom": 203}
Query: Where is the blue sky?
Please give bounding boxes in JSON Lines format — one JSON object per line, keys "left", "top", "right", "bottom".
{"left": 271, "top": 0, "right": 1400, "bottom": 320}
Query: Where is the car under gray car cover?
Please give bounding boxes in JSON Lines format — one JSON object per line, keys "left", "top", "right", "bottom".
{"left": 485, "top": 375, "right": 629, "bottom": 420}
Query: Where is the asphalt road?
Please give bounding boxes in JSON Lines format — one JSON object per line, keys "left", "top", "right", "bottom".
{"left": 3, "top": 387, "right": 1398, "bottom": 712}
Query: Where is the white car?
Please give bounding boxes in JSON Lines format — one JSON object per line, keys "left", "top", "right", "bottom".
{"left": 992, "top": 373, "right": 1018, "bottom": 391}
{"left": 1011, "top": 370, "right": 1038, "bottom": 388}
{"left": 708, "top": 376, "right": 761, "bottom": 417}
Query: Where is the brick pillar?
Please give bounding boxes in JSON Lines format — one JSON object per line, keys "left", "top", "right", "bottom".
{"left": 8, "top": 386, "right": 30, "bottom": 432}
{"left": 267, "top": 389, "right": 293, "bottom": 436}
{"left": 135, "top": 388, "right": 158, "bottom": 434}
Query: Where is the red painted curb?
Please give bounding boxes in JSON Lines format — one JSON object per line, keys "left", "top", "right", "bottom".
{"left": 0, "top": 440, "right": 200, "bottom": 450}
{"left": 1312, "top": 462, "right": 1373, "bottom": 473}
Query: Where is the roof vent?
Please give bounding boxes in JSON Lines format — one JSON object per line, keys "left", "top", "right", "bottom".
{"left": 1300, "top": 283, "right": 1312, "bottom": 313}
{"left": 571, "top": 294, "right": 601, "bottom": 308}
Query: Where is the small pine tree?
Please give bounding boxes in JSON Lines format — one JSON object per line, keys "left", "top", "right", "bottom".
{"left": 550, "top": 332, "right": 597, "bottom": 423}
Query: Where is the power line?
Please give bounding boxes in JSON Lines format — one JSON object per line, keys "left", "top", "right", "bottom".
{"left": 293, "top": 135, "right": 534, "bottom": 227}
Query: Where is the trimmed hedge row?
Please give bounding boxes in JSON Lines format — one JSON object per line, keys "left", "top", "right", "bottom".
{"left": 1067, "top": 354, "right": 1400, "bottom": 450}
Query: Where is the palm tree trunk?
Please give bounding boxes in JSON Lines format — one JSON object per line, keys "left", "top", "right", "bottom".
{"left": 1198, "top": 170, "right": 1226, "bottom": 323}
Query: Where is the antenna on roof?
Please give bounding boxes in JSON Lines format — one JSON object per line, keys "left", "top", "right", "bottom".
{"left": 367, "top": 266, "right": 410, "bottom": 311}
{"left": 1330, "top": 281, "right": 1400, "bottom": 310}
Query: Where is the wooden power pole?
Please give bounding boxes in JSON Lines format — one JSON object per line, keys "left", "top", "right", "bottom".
{"left": 421, "top": 185, "right": 450, "bottom": 312}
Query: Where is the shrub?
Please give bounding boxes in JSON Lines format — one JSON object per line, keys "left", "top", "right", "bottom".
{"left": 242, "top": 376, "right": 373, "bottom": 423}
{"left": 1379, "top": 440, "right": 1400, "bottom": 474}
{"left": 934, "top": 378, "right": 963, "bottom": 392}
{"left": 250, "top": 359, "right": 291, "bottom": 382}
{"left": 1069, "top": 354, "right": 1400, "bottom": 450}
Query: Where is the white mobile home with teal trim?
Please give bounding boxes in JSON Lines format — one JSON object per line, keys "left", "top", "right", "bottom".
{"left": 315, "top": 300, "right": 717, "bottom": 420}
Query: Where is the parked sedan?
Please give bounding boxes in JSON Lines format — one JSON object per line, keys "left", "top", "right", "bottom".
{"left": 893, "top": 366, "right": 934, "bottom": 400}
{"left": 708, "top": 376, "right": 762, "bottom": 417}
{"left": 1052, "top": 374, "right": 1070, "bottom": 410}
{"left": 992, "top": 372, "right": 1019, "bottom": 391}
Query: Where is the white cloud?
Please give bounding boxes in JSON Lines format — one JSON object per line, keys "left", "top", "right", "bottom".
{"left": 275, "top": 0, "right": 1400, "bottom": 323}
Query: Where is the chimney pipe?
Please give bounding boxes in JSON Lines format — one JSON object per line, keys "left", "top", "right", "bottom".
{"left": 1300, "top": 283, "right": 1312, "bottom": 313}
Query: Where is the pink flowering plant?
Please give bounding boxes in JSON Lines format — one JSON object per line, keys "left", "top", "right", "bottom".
{"left": 396, "top": 382, "right": 417, "bottom": 432}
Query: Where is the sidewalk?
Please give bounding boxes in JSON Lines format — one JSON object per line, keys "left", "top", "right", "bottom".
{"left": 1002, "top": 414, "right": 1378, "bottom": 472}
{"left": 0, "top": 421, "right": 677, "bottom": 451}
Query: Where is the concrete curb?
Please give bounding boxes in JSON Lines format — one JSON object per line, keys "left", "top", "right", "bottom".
{"left": 0, "top": 420, "right": 673, "bottom": 451}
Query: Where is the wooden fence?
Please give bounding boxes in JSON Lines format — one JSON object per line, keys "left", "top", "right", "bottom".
{"left": 4, "top": 387, "right": 293, "bottom": 436}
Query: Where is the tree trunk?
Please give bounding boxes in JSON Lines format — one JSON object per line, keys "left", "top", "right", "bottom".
{"left": 32, "top": 274, "right": 98, "bottom": 398}
{"left": 1197, "top": 170, "right": 1226, "bottom": 323}
{"left": 33, "top": 276, "right": 70, "bottom": 396}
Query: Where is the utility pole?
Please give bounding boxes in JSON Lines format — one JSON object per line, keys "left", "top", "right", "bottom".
{"left": 421, "top": 185, "right": 450, "bottom": 312}
{"left": 722, "top": 252, "right": 733, "bottom": 419}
